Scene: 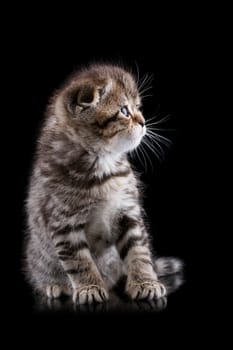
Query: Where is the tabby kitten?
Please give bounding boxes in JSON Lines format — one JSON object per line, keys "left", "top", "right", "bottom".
{"left": 25, "top": 64, "right": 182, "bottom": 304}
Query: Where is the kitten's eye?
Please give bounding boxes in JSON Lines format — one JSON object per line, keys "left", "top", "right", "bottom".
{"left": 120, "top": 106, "right": 130, "bottom": 117}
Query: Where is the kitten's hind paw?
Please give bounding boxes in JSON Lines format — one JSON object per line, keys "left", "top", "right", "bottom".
{"left": 73, "top": 285, "right": 109, "bottom": 304}
{"left": 126, "top": 280, "right": 166, "bottom": 300}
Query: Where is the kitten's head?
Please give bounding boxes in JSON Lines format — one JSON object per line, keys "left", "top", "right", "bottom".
{"left": 56, "top": 64, "right": 146, "bottom": 155}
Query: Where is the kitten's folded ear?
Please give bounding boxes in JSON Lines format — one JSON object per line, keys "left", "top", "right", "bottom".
{"left": 66, "top": 79, "right": 111, "bottom": 115}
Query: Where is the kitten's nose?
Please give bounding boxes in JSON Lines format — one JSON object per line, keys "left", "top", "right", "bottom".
{"left": 138, "top": 119, "right": 145, "bottom": 127}
{"left": 134, "top": 113, "right": 145, "bottom": 127}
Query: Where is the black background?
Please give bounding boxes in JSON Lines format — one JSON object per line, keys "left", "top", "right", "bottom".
{"left": 6, "top": 4, "right": 220, "bottom": 342}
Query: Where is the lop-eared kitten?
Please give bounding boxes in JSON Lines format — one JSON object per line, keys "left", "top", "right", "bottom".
{"left": 25, "top": 64, "right": 182, "bottom": 304}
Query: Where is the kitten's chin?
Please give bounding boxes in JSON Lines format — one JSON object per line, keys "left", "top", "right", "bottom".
{"left": 111, "top": 126, "right": 145, "bottom": 154}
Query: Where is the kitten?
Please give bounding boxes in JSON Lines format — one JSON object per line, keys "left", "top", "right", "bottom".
{"left": 25, "top": 64, "right": 182, "bottom": 304}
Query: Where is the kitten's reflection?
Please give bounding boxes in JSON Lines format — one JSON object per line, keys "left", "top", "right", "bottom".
{"left": 35, "top": 273, "right": 184, "bottom": 313}
{"left": 133, "top": 297, "right": 167, "bottom": 312}
{"left": 160, "top": 272, "right": 184, "bottom": 295}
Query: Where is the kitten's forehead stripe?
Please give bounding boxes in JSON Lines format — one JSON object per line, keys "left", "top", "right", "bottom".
{"left": 64, "top": 64, "right": 139, "bottom": 100}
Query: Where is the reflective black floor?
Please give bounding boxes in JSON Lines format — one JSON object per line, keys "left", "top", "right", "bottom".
{"left": 12, "top": 264, "right": 215, "bottom": 347}
{"left": 32, "top": 273, "right": 184, "bottom": 314}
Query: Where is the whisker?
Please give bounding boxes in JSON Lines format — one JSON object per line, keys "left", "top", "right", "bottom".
{"left": 138, "top": 73, "right": 150, "bottom": 89}
{"left": 144, "top": 134, "right": 165, "bottom": 159}
{"left": 128, "top": 149, "right": 136, "bottom": 160}
{"left": 138, "top": 73, "right": 148, "bottom": 92}
{"left": 144, "top": 133, "right": 162, "bottom": 153}
{"left": 139, "top": 86, "right": 153, "bottom": 96}
{"left": 140, "top": 142, "right": 153, "bottom": 171}
{"left": 134, "top": 61, "right": 140, "bottom": 86}
{"left": 134, "top": 146, "right": 145, "bottom": 169}
{"left": 138, "top": 73, "right": 153, "bottom": 94}
{"left": 153, "top": 135, "right": 171, "bottom": 148}
{"left": 146, "top": 130, "right": 172, "bottom": 147}
{"left": 140, "top": 94, "right": 153, "bottom": 100}
{"left": 146, "top": 115, "right": 171, "bottom": 126}
{"left": 146, "top": 112, "right": 167, "bottom": 120}
{"left": 145, "top": 114, "right": 163, "bottom": 123}
{"left": 138, "top": 144, "right": 148, "bottom": 172}
{"left": 146, "top": 127, "right": 175, "bottom": 132}
{"left": 146, "top": 135, "right": 171, "bottom": 150}
{"left": 143, "top": 136, "right": 164, "bottom": 161}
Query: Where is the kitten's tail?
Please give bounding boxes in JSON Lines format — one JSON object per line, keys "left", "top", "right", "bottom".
{"left": 154, "top": 257, "right": 183, "bottom": 277}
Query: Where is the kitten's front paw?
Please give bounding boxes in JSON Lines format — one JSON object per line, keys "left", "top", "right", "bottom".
{"left": 46, "top": 284, "right": 72, "bottom": 298}
{"left": 126, "top": 280, "right": 166, "bottom": 300}
{"left": 73, "top": 285, "right": 109, "bottom": 304}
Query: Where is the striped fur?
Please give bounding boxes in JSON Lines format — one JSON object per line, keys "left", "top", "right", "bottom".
{"left": 24, "top": 64, "right": 182, "bottom": 304}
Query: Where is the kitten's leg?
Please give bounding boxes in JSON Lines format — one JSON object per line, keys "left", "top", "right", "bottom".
{"left": 116, "top": 215, "right": 166, "bottom": 300}
{"left": 51, "top": 225, "right": 108, "bottom": 304}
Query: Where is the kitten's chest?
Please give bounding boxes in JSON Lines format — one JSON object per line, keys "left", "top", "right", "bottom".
{"left": 85, "top": 186, "right": 132, "bottom": 250}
